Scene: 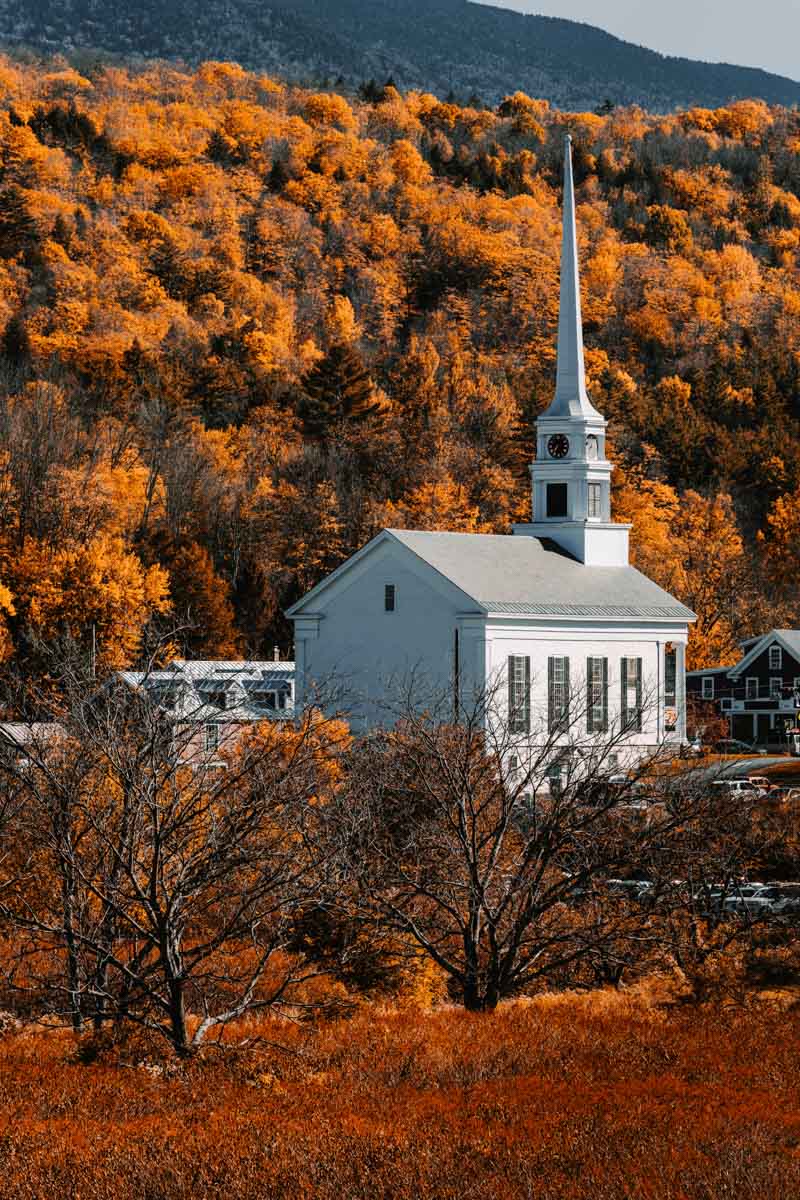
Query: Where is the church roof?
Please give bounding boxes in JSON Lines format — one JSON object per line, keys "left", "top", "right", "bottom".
{"left": 389, "top": 530, "right": 695, "bottom": 622}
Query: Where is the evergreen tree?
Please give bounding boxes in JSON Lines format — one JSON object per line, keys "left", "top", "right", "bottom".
{"left": 51, "top": 212, "right": 72, "bottom": 251}
{"left": 0, "top": 314, "right": 31, "bottom": 367}
{"left": 151, "top": 236, "right": 191, "bottom": 300}
{"left": 267, "top": 157, "right": 290, "bottom": 193}
{"left": 297, "top": 343, "right": 381, "bottom": 439}
{"left": 0, "top": 186, "right": 38, "bottom": 259}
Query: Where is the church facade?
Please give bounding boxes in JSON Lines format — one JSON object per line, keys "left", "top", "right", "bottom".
{"left": 288, "top": 137, "right": 695, "bottom": 765}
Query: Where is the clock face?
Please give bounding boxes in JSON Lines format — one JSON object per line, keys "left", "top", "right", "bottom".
{"left": 547, "top": 434, "right": 570, "bottom": 459}
{"left": 586, "top": 435, "right": 599, "bottom": 461}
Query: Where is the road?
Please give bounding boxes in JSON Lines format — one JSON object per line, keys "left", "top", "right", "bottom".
{"left": 714, "top": 757, "right": 787, "bottom": 778}
{"left": 683, "top": 756, "right": 788, "bottom": 787}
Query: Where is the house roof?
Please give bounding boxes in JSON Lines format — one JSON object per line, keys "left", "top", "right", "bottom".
{"left": 388, "top": 530, "right": 695, "bottom": 622}
{"left": 119, "top": 659, "right": 295, "bottom": 722}
{"left": 728, "top": 629, "right": 800, "bottom": 677}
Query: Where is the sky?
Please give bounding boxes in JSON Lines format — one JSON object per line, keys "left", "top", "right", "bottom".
{"left": 477, "top": 0, "right": 800, "bottom": 82}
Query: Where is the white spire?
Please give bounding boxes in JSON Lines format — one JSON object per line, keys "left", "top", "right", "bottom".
{"left": 543, "top": 135, "right": 603, "bottom": 421}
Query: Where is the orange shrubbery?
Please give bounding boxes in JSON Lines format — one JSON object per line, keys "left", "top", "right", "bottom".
{"left": 0, "top": 991, "right": 798, "bottom": 1198}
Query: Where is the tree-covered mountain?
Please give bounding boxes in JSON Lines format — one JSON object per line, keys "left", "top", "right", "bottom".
{"left": 3, "top": 0, "right": 800, "bottom": 111}
{"left": 1, "top": 58, "right": 800, "bottom": 673}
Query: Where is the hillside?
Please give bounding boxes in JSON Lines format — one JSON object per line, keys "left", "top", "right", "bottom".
{"left": 0, "top": 58, "right": 800, "bottom": 677}
{"left": 3, "top": 0, "right": 800, "bottom": 111}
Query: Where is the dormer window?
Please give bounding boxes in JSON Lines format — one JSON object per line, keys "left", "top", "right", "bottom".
{"left": 546, "top": 483, "right": 568, "bottom": 518}
{"left": 384, "top": 584, "right": 396, "bottom": 612}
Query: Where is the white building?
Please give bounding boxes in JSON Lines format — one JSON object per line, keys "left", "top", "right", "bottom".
{"left": 119, "top": 658, "right": 295, "bottom": 755}
{"left": 288, "top": 137, "right": 694, "bottom": 763}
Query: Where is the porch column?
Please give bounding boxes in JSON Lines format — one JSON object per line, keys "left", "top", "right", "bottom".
{"left": 676, "top": 641, "right": 687, "bottom": 743}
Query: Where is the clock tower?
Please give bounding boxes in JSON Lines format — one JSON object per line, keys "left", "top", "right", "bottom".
{"left": 514, "top": 135, "right": 630, "bottom": 568}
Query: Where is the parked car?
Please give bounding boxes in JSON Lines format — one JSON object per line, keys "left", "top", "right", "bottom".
{"left": 712, "top": 739, "right": 767, "bottom": 756}
{"left": 721, "top": 894, "right": 774, "bottom": 918}
{"left": 711, "top": 779, "right": 759, "bottom": 797}
{"left": 746, "top": 775, "right": 774, "bottom": 794}
{"left": 605, "top": 879, "right": 654, "bottom": 904}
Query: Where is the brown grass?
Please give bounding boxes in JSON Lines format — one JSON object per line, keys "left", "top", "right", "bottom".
{"left": 0, "top": 987, "right": 798, "bottom": 1199}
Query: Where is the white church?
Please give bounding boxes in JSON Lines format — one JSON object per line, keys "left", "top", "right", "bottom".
{"left": 288, "top": 137, "right": 695, "bottom": 766}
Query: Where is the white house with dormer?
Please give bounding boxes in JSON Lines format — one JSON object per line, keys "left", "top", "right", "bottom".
{"left": 287, "top": 137, "right": 695, "bottom": 769}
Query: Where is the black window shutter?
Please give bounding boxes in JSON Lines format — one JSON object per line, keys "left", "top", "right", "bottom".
{"left": 621, "top": 657, "right": 628, "bottom": 728}
{"left": 548, "top": 656, "right": 555, "bottom": 732}
{"left": 586, "top": 656, "right": 593, "bottom": 733}
{"left": 601, "top": 657, "right": 609, "bottom": 732}
{"left": 524, "top": 655, "right": 531, "bottom": 734}
{"left": 635, "top": 657, "right": 643, "bottom": 732}
{"left": 564, "top": 656, "right": 570, "bottom": 727}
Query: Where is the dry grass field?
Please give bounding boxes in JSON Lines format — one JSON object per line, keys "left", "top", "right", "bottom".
{"left": 0, "top": 986, "right": 798, "bottom": 1199}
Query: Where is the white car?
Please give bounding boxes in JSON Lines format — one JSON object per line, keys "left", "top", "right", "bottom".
{"left": 712, "top": 779, "right": 758, "bottom": 797}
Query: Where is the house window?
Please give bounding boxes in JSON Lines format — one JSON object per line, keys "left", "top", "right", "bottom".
{"left": 586, "top": 656, "right": 608, "bottom": 733}
{"left": 204, "top": 723, "right": 220, "bottom": 753}
{"left": 769, "top": 645, "right": 782, "bottom": 670}
{"left": 587, "top": 483, "right": 601, "bottom": 519}
{"left": 508, "top": 656, "right": 531, "bottom": 736}
{"left": 384, "top": 584, "right": 396, "bottom": 612}
{"left": 548, "top": 656, "right": 570, "bottom": 733}
{"left": 546, "top": 483, "right": 568, "bottom": 518}
{"left": 508, "top": 754, "right": 519, "bottom": 778}
{"left": 794, "top": 676, "right": 800, "bottom": 693}
{"left": 770, "top": 677, "right": 783, "bottom": 700}
{"left": 621, "top": 657, "right": 643, "bottom": 732}
{"left": 721, "top": 697, "right": 733, "bottom": 711}
{"left": 701, "top": 676, "right": 715, "bottom": 700}
{"left": 746, "top": 677, "right": 759, "bottom": 700}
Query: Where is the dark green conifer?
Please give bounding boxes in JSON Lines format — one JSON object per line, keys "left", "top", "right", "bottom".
{"left": 0, "top": 186, "right": 38, "bottom": 259}
{"left": 298, "top": 342, "right": 381, "bottom": 439}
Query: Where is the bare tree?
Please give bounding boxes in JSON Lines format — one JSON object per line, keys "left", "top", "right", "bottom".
{"left": 0, "top": 664, "right": 349, "bottom": 1056}
{"left": 327, "top": 674, "right": 751, "bottom": 1011}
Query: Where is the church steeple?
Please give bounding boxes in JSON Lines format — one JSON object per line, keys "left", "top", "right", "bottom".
{"left": 513, "top": 135, "right": 630, "bottom": 567}
{"left": 547, "top": 135, "right": 603, "bottom": 422}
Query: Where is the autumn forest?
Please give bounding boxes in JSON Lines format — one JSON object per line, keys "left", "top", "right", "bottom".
{"left": 1, "top": 58, "right": 800, "bottom": 679}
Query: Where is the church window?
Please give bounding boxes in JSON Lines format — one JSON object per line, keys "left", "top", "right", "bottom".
{"left": 586, "top": 656, "right": 608, "bottom": 733}
{"left": 621, "top": 657, "right": 642, "bottom": 732}
{"left": 546, "top": 483, "right": 568, "bottom": 518}
{"left": 664, "top": 644, "right": 678, "bottom": 732}
{"left": 547, "top": 763, "right": 563, "bottom": 797}
{"left": 548, "top": 656, "right": 570, "bottom": 733}
{"left": 587, "top": 483, "right": 601, "bottom": 519}
{"left": 769, "top": 645, "right": 782, "bottom": 670}
{"left": 664, "top": 645, "right": 677, "bottom": 707}
{"left": 701, "top": 676, "right": 714, "bottom": 700}
{"left": 508, "top": 656, "right": 531, "bottom": 735}
{"left": 384, "top": 584, "right": 396, "bottom": 612}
